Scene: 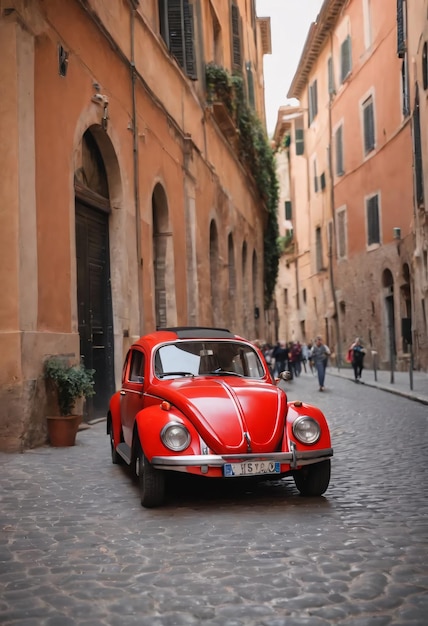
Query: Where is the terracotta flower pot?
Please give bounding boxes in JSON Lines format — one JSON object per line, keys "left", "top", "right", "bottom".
{"left": 47, "top": 415, "right": 82, "bottom": 447}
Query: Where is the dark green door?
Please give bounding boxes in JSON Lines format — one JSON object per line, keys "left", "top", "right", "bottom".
{"left": 76, "top": 201, "right": 115, "bottom": 419}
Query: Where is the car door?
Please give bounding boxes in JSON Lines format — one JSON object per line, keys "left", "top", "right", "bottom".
{"left": 120, "top": 348, "right": 146, "bottom": 446}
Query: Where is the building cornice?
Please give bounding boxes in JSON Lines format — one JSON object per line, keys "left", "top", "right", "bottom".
{"left": 287, "top": 0, "right": 346, "bottom": 99}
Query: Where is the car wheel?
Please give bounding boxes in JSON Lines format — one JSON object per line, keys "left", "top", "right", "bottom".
{"left": 137, "top": 447, "right": 166, "bottom": 508}
{"left": 109, "top": 421, "right": 124, "bottom": 465}
{"left": 293, "top": 459, "right": 331, "bottom": 496}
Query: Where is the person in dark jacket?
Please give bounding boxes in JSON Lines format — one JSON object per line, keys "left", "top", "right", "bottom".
{"left": 349, "top": 337, "right": 366, "bottom": 382}
{"left": 273, "top": 341, "right": 289, "bottom": 377}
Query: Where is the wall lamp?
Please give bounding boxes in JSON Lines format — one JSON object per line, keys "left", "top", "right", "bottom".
{"left": 92, "top": 92, "right": 109, "bottom": 131}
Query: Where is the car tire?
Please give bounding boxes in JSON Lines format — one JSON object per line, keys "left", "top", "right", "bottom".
{"left": 137, "top": 447, "right": 166, "bottom": 508}
{"left": 293, "top": 459, "right": 331, "bottom": 496}
{"left": 109, "top": 421, "right": 124, "bottom": 465}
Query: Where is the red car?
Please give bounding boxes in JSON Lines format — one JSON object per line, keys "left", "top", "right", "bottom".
{"left": 107, "top": 327, "right": 333, "bottom": 507}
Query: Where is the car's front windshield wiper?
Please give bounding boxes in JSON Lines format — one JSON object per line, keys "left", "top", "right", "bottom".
{"left": 157, "top": 371, "right": 195, "bottom": 378}
{"left": 209, "top": 368, "right": 244, "bottom": 377}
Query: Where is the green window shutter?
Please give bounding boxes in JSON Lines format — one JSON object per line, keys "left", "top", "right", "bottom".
{"left": 231, "top": 4, "right": 242, "bottom": 69}
{"left": 363, "top": 98, "right": 375, "bottom": 153}
{"left": 183, "top": 1, "right": 197, "bottom": 79}
{"left": 367, "top": 195, "right": 380, "bottom": 245}
{"left": 328, "top": 57, "right": 335, "bottom": 95}
{"left": 285, "top": 201, "right": 292, "bottom": 221}
{"left": 308, "top": 80, "right": 318, "bottom": 125}
{"left": 340, "top": 35, "right": 352, "bottom": 82}
{"left": 295, "top": 128, "right": 304, "bottom": 155}
{"left": 335, "top": 125, "right": 344, "bottom": 175}
{"left": 246, "top": 62, "right": 255, "bottom": 109}
{"left": 159, "top": 0, "right": 197, "bottom": 79}
{"left": 397, "top": 0, "right": 406, "bottom": 58}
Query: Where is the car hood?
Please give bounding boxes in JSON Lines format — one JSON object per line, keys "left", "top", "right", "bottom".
{"left": 156, "top": 377, "right": 287, "bottom": 454}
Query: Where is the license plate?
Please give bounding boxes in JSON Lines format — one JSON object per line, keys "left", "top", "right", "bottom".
{"left": 223, "top": 461, "right": 280, "bottom": 477}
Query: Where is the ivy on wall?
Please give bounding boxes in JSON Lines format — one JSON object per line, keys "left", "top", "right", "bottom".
{"left": 205, "top": 64, "right": 280, "bottom": 308}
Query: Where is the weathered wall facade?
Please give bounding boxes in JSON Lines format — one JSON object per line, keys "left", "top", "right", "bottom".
{"left": 0, "top": 0, "right": 272, "bottom": 451}
{"left": 274, "top": 0, "right": 427, "bottom": 371}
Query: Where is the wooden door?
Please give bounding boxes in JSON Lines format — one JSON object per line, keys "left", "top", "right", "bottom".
{"left": 76, "top": 201, "right": 115, "bottom": 419}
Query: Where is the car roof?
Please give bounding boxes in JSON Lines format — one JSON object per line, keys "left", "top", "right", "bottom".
{"left": 132, "top": 327, "right": 240, "bottom": 350}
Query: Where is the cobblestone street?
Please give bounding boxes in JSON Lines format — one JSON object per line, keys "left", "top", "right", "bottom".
{"left": 1, "top": 372, "right": 427, "bottom": 625}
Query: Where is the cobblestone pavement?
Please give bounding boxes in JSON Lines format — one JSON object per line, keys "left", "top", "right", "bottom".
{"left": 1, "top": 373, "right": 427, "bottom": 625}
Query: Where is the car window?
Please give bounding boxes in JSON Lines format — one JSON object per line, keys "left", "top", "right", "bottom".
{"left": 128, "top": 350, "right": 145, "bottom": 383}
{"left": 155, "top": 341, "right": 264, "bottom": 379}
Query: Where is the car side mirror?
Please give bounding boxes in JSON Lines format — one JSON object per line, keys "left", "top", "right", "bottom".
{"left": 279, "top": 370, "right": 291, "bottom": 381}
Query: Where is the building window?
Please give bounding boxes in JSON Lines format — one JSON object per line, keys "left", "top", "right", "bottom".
{"left": 362, "top": 95, "right": 375, "bottom": 154}
{"left": 159, "top": 0, "right": 197, "bottom": 79}
{"left": 397, "top": 0, "right": 406, "bottom": 58}
{"left": 401, "top": 57, "right": 410, "bottom": 116}
{"left": 327, "top": 57, "right": 335, "bottom": 95}
{"left": 413, "top": 85, "right": 424, "bottom": 206}
{"left": 423, "top": 42, "right": 428, "bottom": 90}
{"left": 302, "top": 288, "right": 307, "bottom": 304}
{"left": 336, "top": 207, "right": 347, "bottom": 259}
{"left": 231, "top": 2, "right": 242, "bottom": 70}
{"left": 340, "top": 35, "right": 352, "bottom": 83}
{"left": 246, "top": 62, "right": 255, "bottom": 108}
{"left": 284, "top": 288, "right": 288, "bottom": 306}
{"left": 366, "top": 194, "right": 380, "bottom": 245}
{"left": 335, "top": 124, "right": 344, "bottom": 176}
{"left": 285, "top": 201, "right": 292, "bottom": 220}
{"left": 313, "top": 158, "right": 319, "bottom": 193}
{"left": 308, "top": 79, "right": 318, "bottom": 125}
{"left": 295, "top": 117, "right": 304, "bottom": 155}
{"left": 316, "top": 227, "right": 323, "bottom": 271}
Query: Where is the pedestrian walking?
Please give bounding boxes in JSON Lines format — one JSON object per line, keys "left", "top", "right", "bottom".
{"left": 272, "top": 341, "right": 289, "bottom": 377}
{"left": 291, "top": 341, "right": 302, "bottom": 377}
{"left": 348, "top": 337, "right": 366, "bottom": 382}
{"left": 310, "top": 335, "right": 331, "bottom": 391}
{"left": 301, "top": 342, "right": 309, "bottom": 373}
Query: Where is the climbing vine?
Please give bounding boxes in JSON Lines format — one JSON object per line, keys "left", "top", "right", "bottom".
{"left": 205, "top": 64, "right": 280, "bottom": 308}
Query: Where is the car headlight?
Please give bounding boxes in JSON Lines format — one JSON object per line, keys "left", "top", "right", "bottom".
{"left": 160, "top": 423, "right": 191, "bottom": 451}
{"left": 292, "top": 416, "right": 321, "bottom": 445}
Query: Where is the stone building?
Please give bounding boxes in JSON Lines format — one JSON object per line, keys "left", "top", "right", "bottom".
{"left": 273, "top": 0, "right": 428, "bottom": 371}
{"left": 0, "top": 0, "right": 274, "bottom": 451}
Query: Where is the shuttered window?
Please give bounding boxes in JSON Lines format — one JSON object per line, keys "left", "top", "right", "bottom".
{"left": 362, "top": 96, "right": 375, "bottom": 154}
{"left": 340, "top": 35, "right": 352, "bottom": 83}
{"left": 335, "top": 125, "right": 344, "bottom": 175}
{"left": 159, "top": 0, "right": 197, "bottom": 79}
{"left": 308, "top": 79, "right": 318, "bottom": 125}
{"left": 366, "top": 194, "right": 380, "bottom": 245}
{"left": 327, "top": 57, "right": 335, "bottom": 95}
{"left": 316, "top": 227, "right": 323, "bottom": 271}
{"left": 337, "top": 209, "right": 347, "bottom": 259}
{"left": 231, "top": 3, "right": 242, "bottom": 70}
{"left": 285, "top": 201, "right": 292, "bottom": 220}
{"left": 295, "top": 118, "right": 304, "bottom": 155}
{"left": 246, "top": 62, "right": 255, "bottom": 109}
{"left": 413, "top": 85, "right": 424, "bottom": 206}
{"left": 397, "top": 0, "right": 406, "bottom": 58}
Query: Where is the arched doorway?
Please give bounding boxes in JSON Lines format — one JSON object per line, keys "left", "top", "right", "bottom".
{"left": 382, "top": 268, "right": 396, "bottom": 367}
{"left": 152, "top": 184, "right": 176, "bottom": 329}
{"left": 75, "top": 128, "right": 115, "bottom": 419}
{"left": 400, "top": 263, "right": 412, "bottom": 353}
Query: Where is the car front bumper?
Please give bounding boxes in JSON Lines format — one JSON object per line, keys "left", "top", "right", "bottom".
{"left": 151, "top": 444, "right": 333, "bottom": 473}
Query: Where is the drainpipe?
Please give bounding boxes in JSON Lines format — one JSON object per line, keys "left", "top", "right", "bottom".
{"left": 327, "top": 33, "right": 341, "bottom": 367}
{"left": 130, "top": 3, "right": 144, "bottom": 335}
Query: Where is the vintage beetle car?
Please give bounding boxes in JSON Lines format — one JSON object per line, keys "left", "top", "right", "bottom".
{"left": 107, "top": 327, "right": 333, "bottom": 507}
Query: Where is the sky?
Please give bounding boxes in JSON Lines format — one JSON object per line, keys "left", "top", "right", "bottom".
{"left": 256, "top": 0, "right": 325, "bottom": 135}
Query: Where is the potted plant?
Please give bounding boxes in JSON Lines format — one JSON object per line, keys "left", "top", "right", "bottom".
{"left": 44, "top": 356, "right": 95, "bottom": 447}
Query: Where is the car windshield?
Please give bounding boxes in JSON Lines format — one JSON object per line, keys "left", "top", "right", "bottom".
{"left": 154, "top": 341, "right": 265, "bottom": 379}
